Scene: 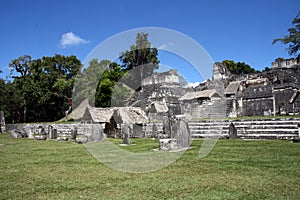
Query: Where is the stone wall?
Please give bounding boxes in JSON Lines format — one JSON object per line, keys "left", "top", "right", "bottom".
{"left": 242, "top": 98, "right": 273, "bottom": 116}
{"left": 131, "top": 83, "right": 184, "bottom": 116}
{"left": 274, "top": 85, "right": 300, "bottom": 115}
{"left": 272, "top": 57, "right": 299, "bottom": 68}
{"left": 5, "top": 123, "right": 92, "bottom": 136}
{"left": 5, "top": 118, "right": 300, "bottom": 140}
{"left": 142, "top": 70, "right": 179, "bottom": 86}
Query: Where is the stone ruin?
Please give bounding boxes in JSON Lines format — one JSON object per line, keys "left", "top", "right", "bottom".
{"left": 130, "top": 70, "right": 187, "bottom": 119}
{"left": 35, "top": 126, "right": 47, "bottom": 140}
{"left": 0, "top": 110, "right": 5, "bottom": 133}
{"left": 159, "top": 116, "right": 191, "bottom": 151}
{"left": 3, "top": 57, "right": 300, "bottom": 142}
{"left": 7, "top": 123, "right": 105, "bottom": 144}
{"left": 126, "top": 57, "right": 300, "bottom": 120}
{"left": 48, "top": 125, "right": 57, "bottom": 140}
{"left": 121, "top": 123, "right": 131, "bottom": 145}
{"left": 228, "top": 122, "right": 237, "bottom": 139}
{"left": 272, "top": 57, "right": 299, "bottom": 68}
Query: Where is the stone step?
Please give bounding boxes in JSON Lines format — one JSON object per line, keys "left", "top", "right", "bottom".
{"left": 189, "top": 124, "right": 298, "bottom": 129}
{"left": 190, "top": 129, "right": 298, "bottom": 133}
{"left": 146, "top": 118, "right": 300, "bottom": 139}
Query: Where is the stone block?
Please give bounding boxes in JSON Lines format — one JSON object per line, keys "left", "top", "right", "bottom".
{"left": 159, "top": 138, "right": 177, "bottom": 151}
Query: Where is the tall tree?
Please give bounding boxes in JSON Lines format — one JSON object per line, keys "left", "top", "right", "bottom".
{"left": 8, "top": 55, "right": 32, "bottom": 122}
{"left": 95, "top": 63, "right": 125, "bottom": 107}
{"left": 73, "top": 59, "right": 109, "bottom": 107}
{"left": 7, "top": 54, "right": 82, "bottom": 122}
{"left": 273, "top": 11, "right": 300, "bottom": 56}
{"left": 119, "top": 32, "right": 159, "bottom": 90}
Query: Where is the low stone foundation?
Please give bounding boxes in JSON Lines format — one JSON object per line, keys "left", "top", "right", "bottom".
{"left": 5, "top": 118, "right": 300, "bottom": 140}
{"left": 5, "top": 123, "right": 92, "bottom": 140}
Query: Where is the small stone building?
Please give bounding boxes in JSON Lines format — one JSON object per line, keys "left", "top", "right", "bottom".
{"left": 82, "top": 107, "right": 148, "bottom": 138}
{"left": 179, "top": 89, "right": 224, "bottom": 119}
{"left": 242, "top": 85, "right": 273, "bottom": 116}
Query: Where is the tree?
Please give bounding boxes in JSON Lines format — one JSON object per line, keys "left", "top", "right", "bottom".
{"left": 221, "top": 60, "right": 257, "bottom": 75}
{"left": 119, "top": 32, "right": 159, "bottom": 90}
{"left": 95, "top": 63, "right": 125, "bottom": 107}
{"left": 6, "top": 54, "right": 82, "bottom": 122}
{"left": 273, "top": 11, "right": 300, "bottom": 56}
{"left": 9, "top": 55, "right": 31, "bottom": 78}
{"left": 94, "top": 32, "right": 160, "bottom": 107}
{"left": 262, "top": 66, "right": 271, "bottom": 72}
{"left": 73, "top": 59, "right": 109, "bottom": 107}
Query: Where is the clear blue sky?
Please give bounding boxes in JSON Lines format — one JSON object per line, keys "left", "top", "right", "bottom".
{"left": 1, "top": 0, "right": 299, "bottom": 82}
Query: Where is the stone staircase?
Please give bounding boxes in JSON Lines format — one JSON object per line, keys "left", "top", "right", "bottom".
{"left": 146, "top": 118, "right": 300, "bottom": 139}
{"left": 225, "top": 98, "right": 234, "bottom": 117}
{"left": 189, "top": 118, "right": 300, "bottom": 139}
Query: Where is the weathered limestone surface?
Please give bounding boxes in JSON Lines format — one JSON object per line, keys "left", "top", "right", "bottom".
{"left": 146, "top": 118, "right": 300, "bottom": 139}
{"left": 6, "top": 123, "right": 92, "bottom": 138}
{"left": 272, "top": 57, "right": 299, "bottom": 68}
{"left": 0, "top": 110, "right": 5, "bottom": 133}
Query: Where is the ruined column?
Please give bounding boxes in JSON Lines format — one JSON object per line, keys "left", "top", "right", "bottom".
{"left": 272, "top": 86, "right": 276, "bottom": 116}
{"left": 0, "top": 110, "right": 5, "bottom": 133}
{"left": 228, "top": 122, "right": 237, "bottom": 139}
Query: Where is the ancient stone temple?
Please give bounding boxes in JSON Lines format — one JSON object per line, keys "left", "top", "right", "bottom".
{"left": 272, "top": 57, "right": 299, "bottom": 68}
{"left": 130, "top": 70, "right": 186, "bottom": 119}
{"left": 179, "top": 89, "right": 225, "bottom": 119}
{"left": 223, "top": 57, "right": 300, "bottom": 117}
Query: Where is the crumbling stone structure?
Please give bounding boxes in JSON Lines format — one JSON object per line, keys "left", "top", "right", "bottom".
{"left": 0, "top": 110, "right": 5, "bottom": 133}
{"left": 225, "top": 58, "right": 300, "bottom": 117}
{"left": 128, "top": 57, "right": 300, "bottom": 119}
{"left": 272, "top": 57, "right": 299, "bottom": 68}
{"left": 130, "top": 70, "right": 186, "bottom": 118}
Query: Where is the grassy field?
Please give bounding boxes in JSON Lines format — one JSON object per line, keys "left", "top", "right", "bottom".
{"left": 0, "top": 134, "right": 300, "bottom": 199}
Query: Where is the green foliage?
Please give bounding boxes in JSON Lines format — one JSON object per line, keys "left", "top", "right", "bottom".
{"left": 262, "top": 66, "right": 271, "bottom": 72}
{"left": 273, "top": 11, "right": 300, "bottom": 56}
{"left": 1, "top": 135, "right": 300, "bottom": 199}
{"left": 111, "top": 82, "right": 133, "bottom": 107}
{"left": 3, "top": 54, "right": 82, "bottom": 123}
{"left": 73, "top": 59, "right": 109, "bottom": 107}
{"left": 95, "top": 32, "right": 160, "bottom": 107}
{"left": 221, "top": 60, "right": 257, "bottom": 75}
{"left": 95, "top": 63, "right": 126, "bottom": 107}
{"left": 119, "top": 32, "right": 159, "bottom": 90}
{"left": 9, "top": 55, "right": 31, "bottom": 77}
{"left": 2, "top": 32, "right": 160, "bottom": 122}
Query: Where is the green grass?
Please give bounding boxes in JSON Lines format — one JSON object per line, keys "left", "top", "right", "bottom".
{"left": 1, "top": 134, "right": 300, "bottom": 199}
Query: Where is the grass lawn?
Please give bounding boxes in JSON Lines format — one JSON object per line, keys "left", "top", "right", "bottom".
{"left": 0, "top": 134, "right": 300, "bottom": 199}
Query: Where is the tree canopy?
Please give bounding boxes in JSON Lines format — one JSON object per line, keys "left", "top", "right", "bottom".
{"left": 94, "top": 32, "right": 160, "bottom": 107}
{"left": 273, "top": 11, "right": 300, "bottom": 56}
{"left": 221, "top": 60, "right": 257, "bottom": 75}
{"left": 3, "top": 54, "right": 82, "bottom": 123}
{"left": 0, "top": 32, "right": 161, "bottom": 122}
{"left": 95, "top": 63, "right": 126, "bottom": 107}
{"left": 73, "top": 59, "right": 109, "bottom": 107}
{"left": 119, "top": 32, "right": 159, "bottom": 90}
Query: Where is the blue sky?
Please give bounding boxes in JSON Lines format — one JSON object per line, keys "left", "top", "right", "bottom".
{"left": 0, "top": 0, "right": 299, "bottom": 83}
